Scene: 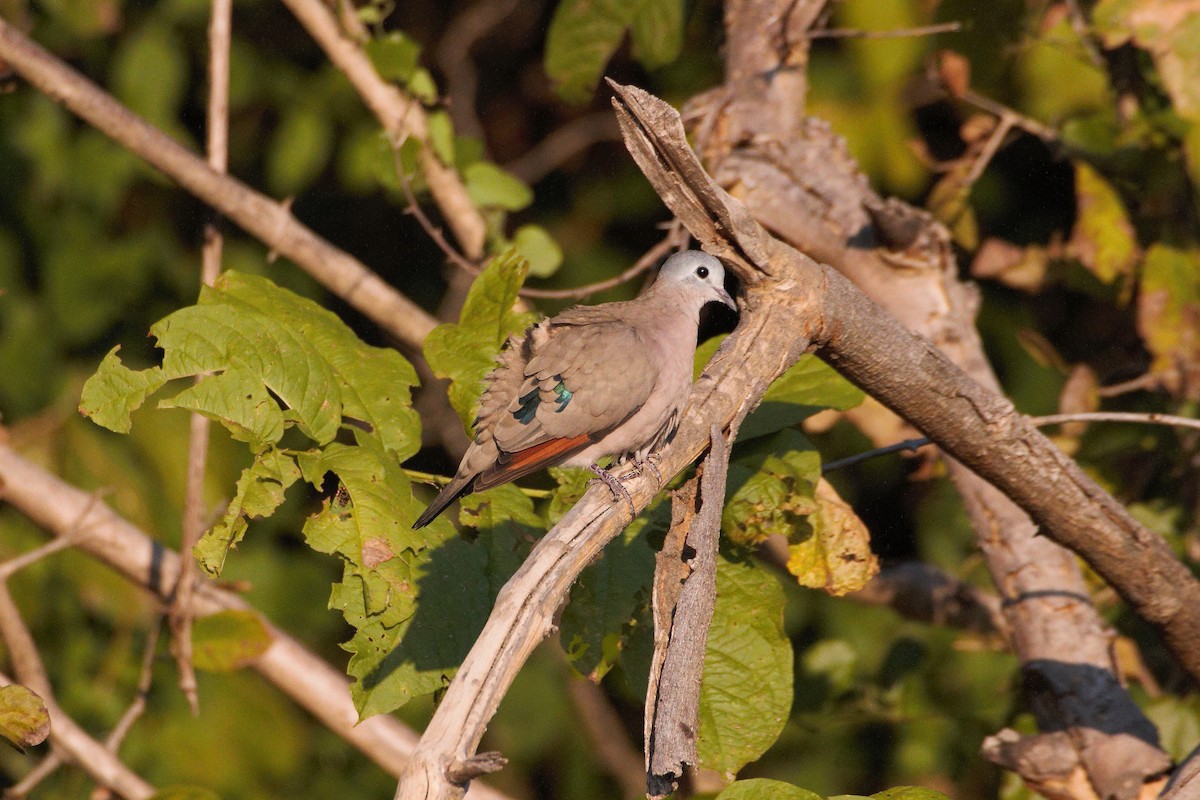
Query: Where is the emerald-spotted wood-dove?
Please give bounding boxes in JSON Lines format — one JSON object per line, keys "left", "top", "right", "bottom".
{"left": 413, "top": 250, "right": 736, "bottom": 529}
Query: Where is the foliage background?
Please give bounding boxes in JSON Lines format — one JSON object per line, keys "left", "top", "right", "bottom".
{"left": 1, "top": 0, "right": 1199, "bottom": 798}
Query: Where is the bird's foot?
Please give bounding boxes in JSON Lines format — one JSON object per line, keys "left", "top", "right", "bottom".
{"left": 618, "top": 454, "right": 663, "bottom": 486}
{"left": 588, "top": 464, "right": 636, "bottom": 518}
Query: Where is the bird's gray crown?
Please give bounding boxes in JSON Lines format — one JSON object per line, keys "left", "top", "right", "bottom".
{"left": 656, "top": 250, "right": 736, "bottom": 310}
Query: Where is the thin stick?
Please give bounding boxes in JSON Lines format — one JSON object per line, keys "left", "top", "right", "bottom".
{"left": 518, "top": 226, "right": 684, "bottom": 300}
{"left": 170, "top": 0, "right": 232, "bottom": 718}
{"left": 962, "top": 89, "right": 1059, "bottom": 143}
{"left": 823, "top": 411, "right": 1200, "bottom": 473}
{"left": 5, "top": 751, "right": 65, "bottom": 798}
{"left": 105, "top": 619, "right": 163, "bottom": 752}
{"left": 809, "top": 21, "right": 961, "bottom": 39}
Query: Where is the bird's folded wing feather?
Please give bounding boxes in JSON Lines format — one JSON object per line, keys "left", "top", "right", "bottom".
{"left": 489, "top": 313, "right": 658, "bottom": 455}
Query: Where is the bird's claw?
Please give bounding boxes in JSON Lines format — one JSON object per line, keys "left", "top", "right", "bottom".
{"left": 617, "top": 454, "right": 663, "bottom": 486}
{"left": 588, "top": 464, "right": 637, "bottom": 518}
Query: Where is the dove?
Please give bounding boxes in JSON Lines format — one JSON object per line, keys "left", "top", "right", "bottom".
{"left": 412, "top": 250, "right": 737, "bottom": 529}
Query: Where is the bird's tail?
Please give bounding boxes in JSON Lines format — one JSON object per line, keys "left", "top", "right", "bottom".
{"left": 412, "top": 475, "right": 475, "bottom": 529}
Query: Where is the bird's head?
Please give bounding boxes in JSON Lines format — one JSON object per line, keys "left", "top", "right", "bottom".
{"left": 656, "top": 250, "right": 737, "bottom": 311}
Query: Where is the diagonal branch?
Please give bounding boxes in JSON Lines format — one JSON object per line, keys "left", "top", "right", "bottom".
{"left": 0, "top": 17, "right": 437, "bottom": 352}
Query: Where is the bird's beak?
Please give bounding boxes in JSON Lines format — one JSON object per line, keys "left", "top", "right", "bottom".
{"left": 715, "top": 286, "right": 737, "bottom": 310}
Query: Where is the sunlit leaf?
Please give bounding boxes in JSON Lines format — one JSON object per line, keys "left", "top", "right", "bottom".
{"left": 267, "top": 108, "right": 334, "bottom": 196}
{"left": 364, "top": 31, "right": 422, "bottom": 82}
{"left": 1137, "top": 244, "right": 1200, "bottom": 399}
{"left": 0, "top": 685, "right": 49, "bottom": 753}
{"left": 1069, "top": 160, "right": 1138, "bottom": 284}
{"left": 513, "top": 225, "right": 564, "bottom": 278}
{"left": 424, "top": 251, "right": 539, "bottom": 431}
{"left": 717, "top": 780, "right": 823, "bottom": 800}
{"left": 786, "top": 479, "right": 878, "bottom": 596}
{"left": 463, "top": 162, "right": 533, "bottom": 211}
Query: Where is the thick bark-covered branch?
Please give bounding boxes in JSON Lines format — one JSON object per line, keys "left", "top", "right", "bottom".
{"left": 0, "top": 18, "right": 437, "bottom": 351}
{"left": 703, "top": 3, "right": 1169, "bottom": 795}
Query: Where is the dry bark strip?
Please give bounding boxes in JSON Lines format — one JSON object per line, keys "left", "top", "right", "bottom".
{"left": 645, "top": 426, "right": 730, "bottom": 797}
{"left": 700, "top": 3, "right": 1169, "bottom": 794}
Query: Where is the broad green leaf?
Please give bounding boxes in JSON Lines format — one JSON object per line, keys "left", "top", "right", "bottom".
{"left": 324, "top": 447, "right": 529, "bottom": 716}
{"left": 407, "top": 69, "right": 439, "bottom": 104}
{"left": 192, "top": 610, "right": 272, "bottom": 672}
{"left": 560, "top": 501, "right": 665, "bottom": 680}
{"left": 630, "top": 0, "right": 684, "bottom": 69}
{"left": 1069, "top": 161, "right": 1138, "bottom": 284}
{"left": 427, "top": 110, "right": 456, "bottom": 167}
{"left": 545, "top": 0, "right": 632, "bottom": 103}
{"left": 871, "top": 788, "right": 954, "bottom": 800}
{"left": 424, "top": 251, "right": 539, "bottom": 430}
{"left": 513, "top": 225, "right": 564, "bottom": 278}
{"left": 80, "top": 271, "right": 421, "bottom": 460}
{"left": 742, "top": 352, "right": 864, "bottom": 441}
{"left": 0, "top": 685, "right": 49, "bottom": 752}
{"left": 786, "top": 479, "right": 878, "bottom": 596}
{"left": 267, "top": 108, "right": 334, "bottom": 196}
{"left": 1016, "top": 17, "right": 1110, "bottom": 124}
{"left": 148, "top": 788, "right": 222, "bottom": 800}
{"left": 79, "top": 347, "right": 167, "bottom": 434}
{"left": 463, "top": 162, "right": 533, "bottom": 211}
{"left": 717, "top": 779, "right": 823, "bottom": 800}
{"left": 1137, "top": 245, "right": 1200, "bottom": 398}
{"left": 698, "top": 557, "right": 792, "bottom": 776}
{"left": 195, "top": 448, "right": 301, "bottom": 576}
{"left": 364, "top": 32, "right": 422, "bottom": 82}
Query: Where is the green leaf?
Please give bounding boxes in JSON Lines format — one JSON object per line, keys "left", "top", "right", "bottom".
{"left": 406, "top": 69, "right": 439, "bottom": 105}
{"left": 0, "top": 684, "right": 49, "bottom": 753}
{"left": 871, "top": 788, "right": 954, "bottom": 800}
{"left": 1016, "top": 16, "right": 1110, "bottom": 123}
{"left": 545, "top": 0, "right": 631, "bottom": 103}
{"left": 427, "top": 110, "right": 456, "bottom": 166}
{"left": 191, "top": 610, "right": 272, "bottom": 672}
{"left": 739, "top": 352, "right": 865, "bottom": 441}
{"left": 697, "top": 557, "right": 792, "bottom": 776}
{"left": 1069, "top": 161, "right": 1138, "bottom": 284}
{"left": 364, "top": 32, "right": 422, "bottom": 82}
{"left": 195, "top": 448, "right": 301, "bottom": 576}
{"left": 513, "top": 225, "right": 564, "bottom": 278}
{"left": 463, "top": 162, "right": 533, "bottom": 211}
{"left": 267, "top": 108, "right": 334, "bottom": 196}
{"left": 629, "top": 0, "right": 684, "bottom": 69}
{"left": 316, "top": 441, "right": 528, "bottom": 716}
{"left": 723, "top": 432, "right": 821, "bottom": 545}
{"left": 560, "top": 501, "right": 664, "bottom": 680}
{"left": 717, "top": 779, "right": 823, "bottom": 800}
{"left": 424, "top": 251, "right": 539, "bottom": 431}
{"left": 80, "top": 271, "right": 421, "bottom": 460}
{"left": 79, "top": 347, "right": 168, "bottom": 434}
{"left": 148, "top": 789, "right": 222, "bottom": 800}
{"left": 1137, "top": 245, "right": 1200, "bottom": 398}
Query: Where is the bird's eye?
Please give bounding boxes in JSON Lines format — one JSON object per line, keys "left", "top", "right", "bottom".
{"left": 696, "top": 266, "right": 709, "bottom": 279}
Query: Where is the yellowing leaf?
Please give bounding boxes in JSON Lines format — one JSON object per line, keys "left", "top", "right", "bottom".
{"left": 0, "top": 684, "right": 49, "bottom": 753}
{"left": 786, "top": 479, "right": 878, "bottom": 596}
{"left": 1137, "top": 245, "right": 1200, "bottom": 399}
{"left": 1069, "top": 161, "right": 1139, "bottom": 284}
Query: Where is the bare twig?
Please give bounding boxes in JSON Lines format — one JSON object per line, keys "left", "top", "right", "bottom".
{"left": 963, "top": 113, "right": 1016, "bottom": 186}
{"left": 518, "top": 227, "right": 684, "bottom": 300}
{"left": 809, "top": 21, "right": 962, "bottom": 39}
{"left": 824, "top": 411, "right": 1200, "bottom": 472}
{"left": 281, "top": 0, "right": 487, "bottom": 258}
{"left": 397, "top": 157, "right": 484, "bottom": 276}
{"left": 504, "top": 112, "right": 623, "bottom": 185}
{"left": 4, "top": 751, "right": 65, "bottom": 798}
{"left": 104, "top": 618, "right": 163, "bottom": 753}
{"left": 0, "top": 18, "right": 438, "bottom": 351}
{"left": 169, "top": 0, "right": 233, "bottom": 718}
{"left": 962, "top": 88, "right": 1059, "bottom": 143}
{"left": 435, "top": 0, "right": 521, "bottom": 140}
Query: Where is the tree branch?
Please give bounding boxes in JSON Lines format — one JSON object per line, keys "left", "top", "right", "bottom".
{"left": 0, "top": 18, "right": 438, "bottom": 352}
{"left": 281, "top": 0, "right": 487, "bottom": 259}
